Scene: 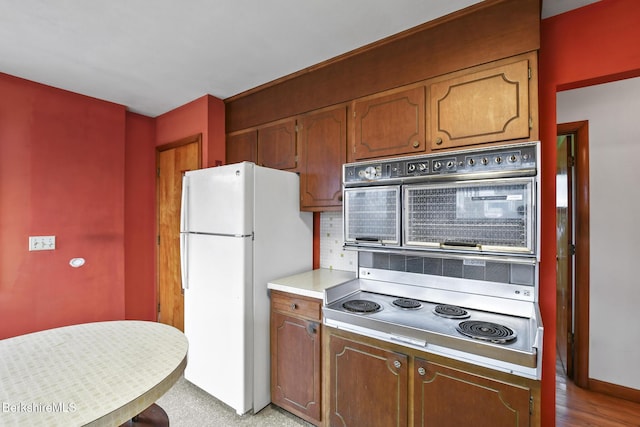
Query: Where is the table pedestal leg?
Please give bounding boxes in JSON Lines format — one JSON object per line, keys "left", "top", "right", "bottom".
{"left": 119, "top": 404, "right": 169, "bottom": 427}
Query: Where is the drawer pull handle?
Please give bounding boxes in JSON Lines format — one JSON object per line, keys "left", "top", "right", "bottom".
{"left": 435, "top": 137, "right": 443, "bottom": 145}
{"left": 290, "top": 303, "right": 298, "bottom": 310}
{"left": 418, "top": 367, "right": 426, "bottom": 376}
{"left": 412, "top": 141, "right": 420, "bottom": 148}
{"left": 393, "top": 360, "right": 402, "bottom": 369}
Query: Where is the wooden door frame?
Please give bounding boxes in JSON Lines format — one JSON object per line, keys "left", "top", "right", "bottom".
{"left": 557, "top": 121, "right": 589, "bottom": 388}
{"left": 155, "top": 134, "right": 202, "bottom": 323}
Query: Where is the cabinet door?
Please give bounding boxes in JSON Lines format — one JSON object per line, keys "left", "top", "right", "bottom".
{"left": 258, "top": 119, "right": 298, "bottom": 170}
{"left": 353, "top": 86, "right": 425, "bottom": 160}
{"left": 271, "top": 311, "right": 321, "bottom": 424}
{"left": 329, "top": 334, "right": 408, "bottom": 427}
{"left": 429, "top": 58, "right": 531, "bottom": 150}
{"left": 226, "top": 130, "right": 257, "bottom": 164}
{"left": 299, "top": 106, "right": 347, "bottom": 210}
{"left": 413, "top": 357, "right": 530, "bottom": 427}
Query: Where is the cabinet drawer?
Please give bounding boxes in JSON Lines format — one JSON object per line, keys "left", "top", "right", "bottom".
{"left": 271, "top": 291, "right": 321, "bottom": 321}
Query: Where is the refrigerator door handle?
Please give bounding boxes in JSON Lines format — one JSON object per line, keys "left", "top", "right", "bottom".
{"left": 180, "top": 175, "right": 189, "bottom": 290}
{"left": 180, "top": 232, "right": 189, "bottom": 290}
{"left": 180, "top": 175, "right": 189, "bottom": 233}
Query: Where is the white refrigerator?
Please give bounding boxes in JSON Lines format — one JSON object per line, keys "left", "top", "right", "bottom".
{"left": 180, "top": 162, "right": 313, "bottom": 415}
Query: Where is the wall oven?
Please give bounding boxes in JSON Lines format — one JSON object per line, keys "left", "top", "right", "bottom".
{"left": 343, "top": 142, "right": 539, "bottom": 257}
{"left": 329, "top": 142, "right": 543, "bottom": 380}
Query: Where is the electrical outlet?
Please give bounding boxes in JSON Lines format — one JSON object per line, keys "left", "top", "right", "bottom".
{"left": 29, "top": 235, "right": 56, "bottom": 251}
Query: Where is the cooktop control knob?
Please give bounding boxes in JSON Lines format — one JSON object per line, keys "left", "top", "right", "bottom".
{"left": 468, "top": 158, "right": 476, "bottom": 166}
{"left": 446, "top": 160, "right": 455, "bottom": 169}
{"left": 433, "top": 161, "right": 442, "bottom": 171}
{"left": 495, "top": 156, "right": 503, "bottom": 164}
{"left": 418, "top": 163, "right": 427, "bottom": 172}
{"left": 508, "top": 154, "right": 518, "bottom": 163}
{"left": 481, "top": 157, "right": 489, "bottom": 165}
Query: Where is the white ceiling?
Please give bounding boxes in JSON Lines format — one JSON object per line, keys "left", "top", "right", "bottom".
{"left": 0, "top": 0, "right": 599, "bottom": 117}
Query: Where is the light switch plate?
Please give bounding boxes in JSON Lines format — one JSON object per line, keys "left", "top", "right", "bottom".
{"left": 29, "top": 235, "right": 56, "bottom": 251}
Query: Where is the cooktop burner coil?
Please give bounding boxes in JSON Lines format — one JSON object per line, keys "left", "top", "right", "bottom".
{"left": 392, "top": 298, "right": 422, "bottom": 309}
{"left": 433, "top": 304, "right": 470, "bottom": 319}
{"left": 342, "top": 299, "right": 382, "bottom": 313}
{"left": 456, "top": 321, "right": 517, "bottom": 344}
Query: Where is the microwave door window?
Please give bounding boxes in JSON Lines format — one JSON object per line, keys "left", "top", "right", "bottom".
{"left": 456, "top": 188, "right": 526, "bottom": 220}
{"left": 345, "top": 186, "right": 400, "bottom": 246}
{"left": 404, "top": 178, "right": 534, "bottom": 254}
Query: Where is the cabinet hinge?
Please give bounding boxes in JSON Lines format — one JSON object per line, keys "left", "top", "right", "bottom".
{"left": 569, "top": 243, "right": 576, "bottom": 256}
{"left": 529, "top": 117, "right": 533, "bottom": 129}
{"left": 528, "top": 67, "right": 532, "bottom": 79}
{"left": 568, "top": 156, "right": 576, "bottom": 167}
{"left": 157, "top": 167, "right": 160, "bottom": 177}
{"left": 157, "top": 302, "right": 161, "bottom": 313}
{"left": 157, "top": 235, "right": 160, "bottom": 245}
{"left": 353, "top": 110, "right": 357, "bottom": 118}
{"left": 529, "top": 396, "right": 534, "bottom": 414}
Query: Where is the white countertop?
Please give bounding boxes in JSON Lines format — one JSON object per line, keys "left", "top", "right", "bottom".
{"left": 268, "top": 268, "right": 357, "bottom": 299}
{"left": 0, "top": 320, "right": 187, "bottom": 427}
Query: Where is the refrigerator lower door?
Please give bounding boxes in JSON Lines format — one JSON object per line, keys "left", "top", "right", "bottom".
{"left": 183, "top": 233, "right": 253, "bottom": 415}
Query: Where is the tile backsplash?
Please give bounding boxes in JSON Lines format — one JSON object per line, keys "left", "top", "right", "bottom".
{"left": 319, "top": 211, "right": 357, "bottom": 272}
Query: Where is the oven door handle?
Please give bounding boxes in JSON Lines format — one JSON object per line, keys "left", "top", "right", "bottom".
{"left": 441, "top": 241, "right": 481, "bottom": 250}
{"left": 355, "top": 236, "right": 383, "bottom": 244}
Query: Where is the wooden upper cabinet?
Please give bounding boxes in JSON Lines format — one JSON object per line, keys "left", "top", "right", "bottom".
{"left": 226, "top": 130, "right": 257, "bottom": 165}
{"left": 352, "top": 86, "right": 426, "bottom": 161}
{"left": 429, "top": 56, "right": 532, "bottom": 150}
{"left": 257, "top": 119, "right": 298, "bottom": 171}
{"left": 299, "top": 106, "right": 347, "bottom": 211}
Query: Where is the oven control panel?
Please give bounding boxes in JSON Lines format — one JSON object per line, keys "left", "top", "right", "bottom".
{"left": 343, "top": 141, "right": 538, "bottom": 185}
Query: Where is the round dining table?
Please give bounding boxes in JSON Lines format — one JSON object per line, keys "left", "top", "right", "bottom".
{"left": 0, "top": 320, "right": 188, "bottom": 426}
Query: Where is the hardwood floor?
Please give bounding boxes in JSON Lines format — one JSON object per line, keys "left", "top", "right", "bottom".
{"left": 556, "top": 358, "right": 640, "bottom": 426}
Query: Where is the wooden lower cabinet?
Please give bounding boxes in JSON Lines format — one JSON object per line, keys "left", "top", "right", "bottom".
{"left": 270, "top": 291, "right": 322, "bottom": 425}
{"left": 325, "top": 328, "right": 540, "bottom": 427}
{"left": 414, "top": 357, "right": 531, "bottom": 427}
{"left": 328, "top": 334, "right": 408, "bottom": 427}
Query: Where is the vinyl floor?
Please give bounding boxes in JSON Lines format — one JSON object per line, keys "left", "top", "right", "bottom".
{"left": 156, "top": 377, "right": 312, "bottom": 427}
{"left": 156, "top": 365, "right": 640, "bottom": 427}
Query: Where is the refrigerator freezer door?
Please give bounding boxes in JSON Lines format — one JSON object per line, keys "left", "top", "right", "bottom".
{"left": 183, "top": 233, "right": 253, "bottom": 415}
{"left": 181, "top": 163, "right": 253, "bottom": 235}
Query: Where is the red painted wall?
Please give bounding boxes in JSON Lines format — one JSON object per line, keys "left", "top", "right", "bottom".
{"left": 0, "top": 73, "right": 127, "bottom": 338}
{"left": 155, "top": 94, "right": 225, "bottom": 168}
{"left": 0, "top": 74, "right": 225, "bottom": 338}
{"left": 539, "top": 1, "right": 640, "bottom": 424}
{"left": 124, "top": 112, "right": 157, "bottom": 321}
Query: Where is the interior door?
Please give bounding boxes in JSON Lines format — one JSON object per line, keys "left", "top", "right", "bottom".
{"left": 556, "top": 134, "right": 573, "bottom": 376}
{"left": 157, "top": 135, "right": 201, "bottom": 331}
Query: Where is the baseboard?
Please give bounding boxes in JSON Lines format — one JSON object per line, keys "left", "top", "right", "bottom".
{"left": 589, "top": 378, "right": 640, "bottom": 403}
